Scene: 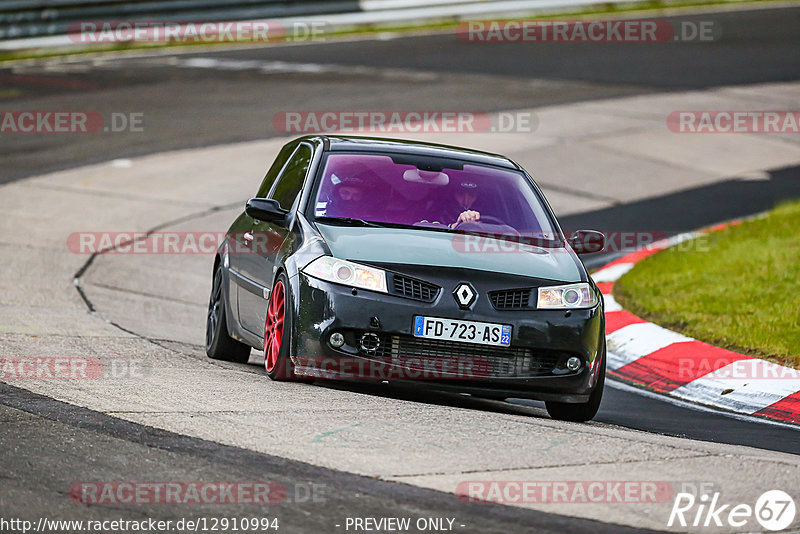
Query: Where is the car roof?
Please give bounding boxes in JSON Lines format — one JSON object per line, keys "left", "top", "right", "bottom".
{"left": 305, "top": 135, "right": 519, "bottom": 170}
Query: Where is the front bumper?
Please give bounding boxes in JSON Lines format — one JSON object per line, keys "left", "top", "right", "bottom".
{"left": 290, "top": 271, "right": 605, "bottom": 402}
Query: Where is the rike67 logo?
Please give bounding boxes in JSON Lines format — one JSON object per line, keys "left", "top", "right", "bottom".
{"left": 668, "top": 490, "right": 796, "bottom": 531}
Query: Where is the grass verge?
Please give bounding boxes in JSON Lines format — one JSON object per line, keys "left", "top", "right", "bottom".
{"left": 613, "top": 200, "right": 800, "bottom": 368}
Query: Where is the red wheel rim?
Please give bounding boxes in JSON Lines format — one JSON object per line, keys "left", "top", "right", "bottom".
{"left": 264, "top": 281, "right": 285, "bottom": 373}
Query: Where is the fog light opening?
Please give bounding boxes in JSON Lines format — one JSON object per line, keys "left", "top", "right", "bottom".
{"left": 329, "top": 332, "right": 345, "bottom": 348}
{"left": 566, "top": 356, "right": 582, "bottom": 372}
{"left": 359, "top": 332, "right": 381, "bottom": 353}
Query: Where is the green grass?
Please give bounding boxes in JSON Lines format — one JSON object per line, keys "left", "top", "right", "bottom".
{"left": 0, "top": 0, "right": 786, "bottom": 63}
{"left": 613, "top": 200, "right": 800, "bottom": 368}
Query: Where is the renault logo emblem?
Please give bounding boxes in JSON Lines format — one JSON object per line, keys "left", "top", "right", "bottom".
{"left": 453, "top": 282, "right": 477, "bottom": 309}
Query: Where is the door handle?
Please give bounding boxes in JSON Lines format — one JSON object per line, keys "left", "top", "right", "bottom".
{"left": 243, "top": 231, "right": 254, "bottom": 246}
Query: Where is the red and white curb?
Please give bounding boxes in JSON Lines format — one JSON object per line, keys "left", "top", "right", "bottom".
{"left": 594, "top": 223, "right": 800, "bottom": 425}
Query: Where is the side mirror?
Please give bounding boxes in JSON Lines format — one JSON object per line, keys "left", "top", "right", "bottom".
{"left": 569, "top": 230, "right": 606, "bottom": 254}
{"left": 246, "top": 198, "right": 288, "bottom": 223}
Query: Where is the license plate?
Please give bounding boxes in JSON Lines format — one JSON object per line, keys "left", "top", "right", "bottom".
{"left": 413, "top": 316, "right": 512, "bottom": 347}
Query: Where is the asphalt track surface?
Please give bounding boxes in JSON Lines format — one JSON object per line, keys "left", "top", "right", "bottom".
{"left": 2, "top": 5, "right": 800, "bottom": 183}
{"left": 1, "top": 383, "right": 656, "bottom": 534}
{"left": 1, "top": 4, "right": 800, "bottom": 532}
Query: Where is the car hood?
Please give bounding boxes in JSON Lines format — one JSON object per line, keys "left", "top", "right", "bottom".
{"left": 315, "top": 224, "right": 583, "bottom": 282}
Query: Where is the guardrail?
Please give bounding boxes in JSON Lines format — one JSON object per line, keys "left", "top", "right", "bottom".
{"left": 0, "top": 0, "right": 724, "bottom": 44}
{"left": 0, "top": 0, "right": 360, "bottom": 40}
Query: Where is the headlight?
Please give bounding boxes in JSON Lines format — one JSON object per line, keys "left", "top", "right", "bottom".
{"left": 302, "top": 256, "right": 387, "bottom": 293}
{"left": 537, "top": 283, "right": 597, "bottom": 309}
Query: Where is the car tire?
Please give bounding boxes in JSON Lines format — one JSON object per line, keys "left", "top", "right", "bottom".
{"left": 545, "top": 358, "right": 605, "bottom": 422}
{"left": 264, "top": 273, "right": 306, "bottom": 381}
{"left": 206, "top": 265, "right": 252, "bottom": 364}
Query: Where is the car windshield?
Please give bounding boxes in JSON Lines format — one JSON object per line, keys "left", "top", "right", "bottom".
{"left": 312, "top": 152, "right": 558, "bottom": 242}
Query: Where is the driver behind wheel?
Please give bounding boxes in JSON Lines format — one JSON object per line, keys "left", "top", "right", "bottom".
{"left": 448, "top": 180, "right": 481, "bottom": 228}
{"left": 325, "top": 173, "right": 374, "bottom": 220}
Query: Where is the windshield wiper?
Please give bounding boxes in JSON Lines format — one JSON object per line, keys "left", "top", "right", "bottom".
{"left": 314, "top": 216, "right": 384, "bottom": 228}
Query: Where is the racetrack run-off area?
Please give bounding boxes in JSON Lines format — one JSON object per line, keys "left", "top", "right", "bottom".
{"left": 2, "top": 80, "right": 800, "bottom": 532}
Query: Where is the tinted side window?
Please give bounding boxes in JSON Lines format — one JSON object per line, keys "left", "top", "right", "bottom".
{"left": 270, "top": 145, "right": 312, "bottom": 211}
{"left": 256, "top": 141, "right": 298, "bottom": 198}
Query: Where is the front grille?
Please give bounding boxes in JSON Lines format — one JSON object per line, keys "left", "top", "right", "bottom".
{"left": 390, "top": 274, "right": 440, "bottom": 302}
{"left": 489, "top": 288, "right": 532, "bottom": 309}
{"left": 355, "top": 332, "right": 562, "bottom": 378}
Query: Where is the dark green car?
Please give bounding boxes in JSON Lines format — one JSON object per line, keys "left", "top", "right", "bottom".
{"left": 206, "top": 136, "right": 607, "bottom": 422}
